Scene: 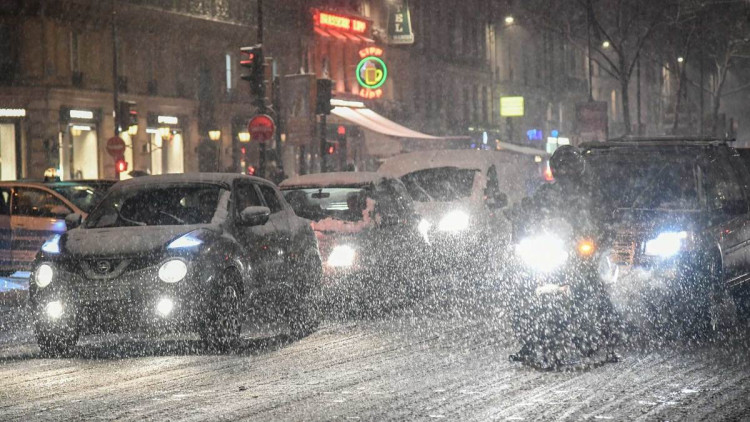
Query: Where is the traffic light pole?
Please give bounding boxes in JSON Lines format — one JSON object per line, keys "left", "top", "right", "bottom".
{"left": 256, "top": 0, "right": 266, "bottom": 178}
{"left": 319, "top": 114, "right": 327, "bottom": 173}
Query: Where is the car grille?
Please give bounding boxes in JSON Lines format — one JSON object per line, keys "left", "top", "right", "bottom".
{"left": 611, "top": 230, "right": 640, "bottom": 266}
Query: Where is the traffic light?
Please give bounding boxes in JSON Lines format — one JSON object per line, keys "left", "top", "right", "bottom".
{"left": 325, "top": 141, "right": 337, "bottom": 155}
{"left": 118, "top": 101, "right": 138, "bottom": 134}
{"left": 240, "top": 45, "right": 264, "bottom": 97}
{"left": 316, "top": 78, "right": 333, "bottom": 115}
{"left": 115, "top": 158, "right": 128, "bottom": 173}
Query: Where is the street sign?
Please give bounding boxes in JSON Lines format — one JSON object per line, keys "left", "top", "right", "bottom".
{"left": 247, "top": 114, "right": 275, "bottom": 143}
{"left": 106, "top": 136, "right": 126, "bottom": 159}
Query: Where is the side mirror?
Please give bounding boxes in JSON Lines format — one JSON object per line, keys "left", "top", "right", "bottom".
{"left": 65, "top": 213, "right": 82, "bottom": 230}
{"left": 240, "top": 206, "right": 270, "bottom": 226}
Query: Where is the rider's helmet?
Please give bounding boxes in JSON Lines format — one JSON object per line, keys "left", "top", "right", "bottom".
{"left": 549, "top": 145, "right": 585, "bottom": 184}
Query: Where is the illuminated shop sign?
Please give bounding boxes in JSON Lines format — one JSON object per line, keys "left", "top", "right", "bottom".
{"left": 157, "top": 115, "right": 179, "bottom": 125}
{"left": 70, "top": 109, "right": 94, "bottom": 120}
{"left": 356, "top": 47, "right": 388, "bottom": 99}
{"left": 314, "top": 10, "right": 368, "bottom": 34}
{"left": 500, "top": 96, "right": 524, "bottom": 117}
{"left": 0, "top": 108, "right": 26, "bottom": 117}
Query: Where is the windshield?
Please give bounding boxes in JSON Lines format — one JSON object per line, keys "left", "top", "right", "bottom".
{"left": 283, "top": 187, "right": 372, "bottom": 222}
{"left": 51, "top": 183, "right": 114, "bottom": 213}
{"left": 400, "top": 167, "right": 477, "bottom": 202}
{"left": 85, "top": 184, "right": 226, "bottom": 228}
{"left": 588, "top": 155, "right": 700, "bottom": 210}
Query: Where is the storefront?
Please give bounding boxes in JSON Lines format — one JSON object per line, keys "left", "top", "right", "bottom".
{"left": 146, "top": 113, "right": 184, "bottom": 175}
{"left": 59, "top": 107, "right": 101, "bottom": 180}
{"left": 0, "top": 108, "right": 25, "bottom": 181}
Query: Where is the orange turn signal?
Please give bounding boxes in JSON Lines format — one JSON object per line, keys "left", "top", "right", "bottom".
{"left": 577, "top": 239, "right": 596, "bottom": 257}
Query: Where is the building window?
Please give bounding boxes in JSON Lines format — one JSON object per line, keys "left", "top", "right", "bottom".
{"left": 225, "top": 53, "right": 233, "bottom": 93}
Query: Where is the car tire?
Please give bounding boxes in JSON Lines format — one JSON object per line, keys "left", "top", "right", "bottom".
{"left": 35, "top": 327, "right": 79, "bottom": 357}
{"left": 201, "top": 270, "right": 242, "bottom": 352}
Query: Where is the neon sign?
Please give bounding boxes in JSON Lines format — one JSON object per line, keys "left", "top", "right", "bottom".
{"left": 315, "top": 10, "right": 368, "bottom": 34}
{"left": 356, "top": 47, "right": 388, "bottom": 99}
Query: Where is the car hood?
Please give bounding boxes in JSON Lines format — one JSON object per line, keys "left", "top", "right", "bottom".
{"left": 62, "top": 224, "right": 219, "bottom": 256}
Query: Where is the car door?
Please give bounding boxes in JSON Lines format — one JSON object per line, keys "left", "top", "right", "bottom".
{"left": 703, "top": 156, "right": 750, "bottom": 284}
{"left": 11, "top": 186, "right": 72, "bottom": 271}
{"left": 0, "top": 187, "right": 12, "bottom": 273}
{"left": 232, "top": 180, "right": 282, "bottom": 294}
{"left": 256, "top": 183, "right": 293, "bottom": 280}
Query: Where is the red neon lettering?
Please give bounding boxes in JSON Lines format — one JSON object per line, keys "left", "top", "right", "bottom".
{"left": 317, "top": 11, "right": 367, "bottom": 33}
{"left": 358, "top": 47, "right": 383, "bottom": 59}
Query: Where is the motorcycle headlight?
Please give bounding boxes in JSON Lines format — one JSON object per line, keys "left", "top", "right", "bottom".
{"left": 35, "top": 264, "right": 54, "bottom": 289}
{"left": 644, "top": 231, "right": 688, "bottom": 258}
{"left": 515, "top": 234, "right": 569, "bottom": 272}
{"left": 158, "top": 259, "right": 188, "bottom": 283}
{"left": 328, "top": 245, "right": 356, "bottom": 267}
{"left": 437, "top": 211, "right": 470, "bottom": 232}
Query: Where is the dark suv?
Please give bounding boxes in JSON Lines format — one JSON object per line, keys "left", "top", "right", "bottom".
{"left": 582, "top": 137, "right": 750, "bottom": 332}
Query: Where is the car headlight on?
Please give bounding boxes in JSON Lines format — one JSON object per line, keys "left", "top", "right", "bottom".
{"left": 35, "top": 264, "right": 54, "bottom": 289}
{"left": 515, "top": 234, "right": 569, "bottom": 272}
{"left": 437, "top": 211, "right": 470, "bottom": 232}
{"left": 41, "top": 234, "right": 61, "bottom": 254}
{"left": 327, "top": 245, "right": 356, "bottom": 267}
{"left": 167, "top": 231, "right": 204, "bottom": 249}
{"left": 158, "top": 259, "right": 188, "bottom": 283}
{"left": 418, "top": 219, "right": 431, "bottom": 238}
{"left": 644, "top": 231, "right": 688, "bottom": 258}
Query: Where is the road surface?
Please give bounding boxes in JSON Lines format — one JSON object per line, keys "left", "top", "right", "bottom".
{"left": 1, "top": 280, "right": 749, "bottom": 421}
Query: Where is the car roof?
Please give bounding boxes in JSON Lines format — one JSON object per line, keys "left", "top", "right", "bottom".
{"left": 378, "top": 149, "right": 530, "bottom": 177}
{"left": 582, "top": 136, "right": 733, "bottom": 150}
{"left": 113, "top": 173, "right": 273, "bottom": 189}
{"left": 279, "top": 172, "right": 387, "bottom": 189}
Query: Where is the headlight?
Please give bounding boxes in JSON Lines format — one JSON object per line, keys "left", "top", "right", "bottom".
{"left": 418, "top": 219, "right": 431, "bottom": 237}
{"left": 158, "top": 259, "right": 188, "bottom": 283}
{"left": 327, "top": 245, "right": 356, "bottom": 267}
{"left": 41, "top": 234, "right": 61, "bottom": 254}
{"left": 167, "top": 231, "right": 204, "bottom": 249}
{"left": 35, "top": 264, "right": 54, "bottom": 288}
{"left": 437, "top": 211, "right": 470, "bottom": 232}
{"left": 515, "top": 234, "right": 569, "bottom": 272}
{"left": 644, "top": 231, "right": 688, "bottom": 258}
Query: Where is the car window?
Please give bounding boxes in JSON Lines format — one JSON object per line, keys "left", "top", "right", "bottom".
{"left": 704, "top": 158, "right": 747, "bottom": 212}
{"left": 51, "top": 183, "right": 113, "bottom": 214}
{"left": 258, "top": 184, "right": 283, "bottom": 214}
{"left": 234, "top": 182, "right": 264, "bottom": 214}
{"left": 400, "top": 167, "right": 478, "bottom": 202}
{"left": 12, "top": 187, "right": 71, "bottom": 218}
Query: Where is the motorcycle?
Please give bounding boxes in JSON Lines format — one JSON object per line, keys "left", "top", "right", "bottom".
{"left": 507, "top": 213, "right": 619, "bottom": 369}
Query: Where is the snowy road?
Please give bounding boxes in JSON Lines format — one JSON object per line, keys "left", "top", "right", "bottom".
{"left": 1, "top": 285, "right": 749, "bottom": 421}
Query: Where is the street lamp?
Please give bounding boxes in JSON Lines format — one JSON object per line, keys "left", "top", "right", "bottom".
{"left": 238, "top": 132, "right": 251, "bottom": 143}
{"left": 602, "top": 40, "right": 611, "bottom": 49}
{"left": 208, "top": 129, "right": 221, "bottom": 141}
{"left": 677, "top": 56, "right": 685, "bottom": 63}
{"left": 504, "top": 15, "right": 514, "bottom": 25}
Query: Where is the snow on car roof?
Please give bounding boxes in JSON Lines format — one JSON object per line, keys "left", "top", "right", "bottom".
{"left": 279, "top": 172, "right": 386, "bottom": 189}
{"left": 113, "top": 173, "right": 270, "bottom": 189}
{"left": 378, "top": 149, "right": 541, "bottom": 177}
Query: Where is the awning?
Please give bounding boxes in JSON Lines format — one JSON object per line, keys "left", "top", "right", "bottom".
{"left": 331, "top": 106, "right": 437, "bottom": 139}
{"left": 313, "top": 27, "right": 374, "bottom": 44}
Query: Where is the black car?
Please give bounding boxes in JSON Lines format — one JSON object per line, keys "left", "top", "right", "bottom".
{"left": 29, "top": 174, "right": 322, "bottom": 354}
{"left": 582, "top": 137, "right": 750, "bottom": 332}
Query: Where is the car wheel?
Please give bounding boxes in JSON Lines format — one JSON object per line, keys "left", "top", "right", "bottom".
{"left": 35, "top": 327, "right": 79, "bottom": 357}
{"left": 201, "top": 270, "right": 241, "bottom": 351}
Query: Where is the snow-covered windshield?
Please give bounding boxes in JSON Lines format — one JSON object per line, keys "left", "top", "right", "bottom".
{"left": 51, "top": 183, "right": 114, "bottom": 214}
{"left": 588, "top": 155, "right": 700, "bottom": 211}
{"left": 85, "top": 184, "right": 226, "bottom": 228}
{"left": 400, "top": 167, "right": 477, "bottom": 202}
{"left": 283, "top": 187, "right": 370, "bottom": 222}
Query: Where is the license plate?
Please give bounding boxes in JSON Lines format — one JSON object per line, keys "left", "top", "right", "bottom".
{"left": 535, "top": 283, "right": 571, "bottom": 296}
{"left": 76, "top": 285, "right": 131, "bottom": 302}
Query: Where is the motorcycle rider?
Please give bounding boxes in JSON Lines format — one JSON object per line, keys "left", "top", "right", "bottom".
{"left": 509, "top": 145, "right": 620, "bottom": 365}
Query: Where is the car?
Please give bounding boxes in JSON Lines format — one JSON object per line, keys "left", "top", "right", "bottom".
{"left": 279, "top": 172, "right": 428, "bottom": 313}
{"left": 29, "top": 173, "right": 322, "bottom": 355}
{"left": 378, "top": 149, "right": 545, "bottom": 275}
{"left": 0, "top": 180, "right": 116, "bottom": 275}
{"left": 582, "top": 137, "right": 750, "bottom": 332}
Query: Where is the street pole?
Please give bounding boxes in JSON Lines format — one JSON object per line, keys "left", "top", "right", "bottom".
{"left": 256, "top": 0, "right": 266, "bottom": 178}
{"left": 637, "top": 56, "right": 642, "bottom": 135}
{"left": 319, "top": 114, "right": 327, "bottom": 172}
{"left": 111, "top": 0, "right": 120, "bottom": 179}
{"left": 586, "top": 0, "right": 593, "bottom": 101}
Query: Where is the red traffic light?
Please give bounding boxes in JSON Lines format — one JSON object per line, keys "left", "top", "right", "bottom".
{"left": 327, "top": 145, "right": 336, "bottom": 155}
{"left": 247, "top": 165, "right": 256, "bottom": 175}
{"left": 337, "top": 125, "right": 346, "bottom": 136}
{"left": 115, "top": 159, "right": 128, "bottom": 173}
